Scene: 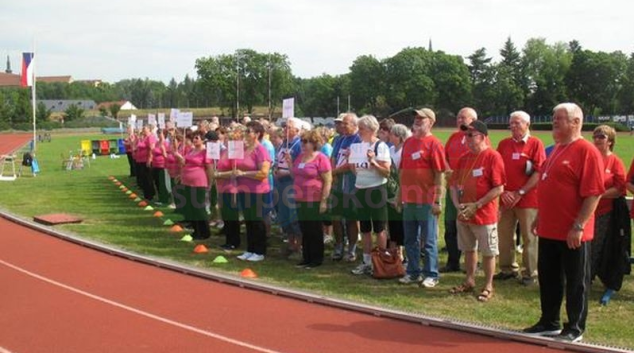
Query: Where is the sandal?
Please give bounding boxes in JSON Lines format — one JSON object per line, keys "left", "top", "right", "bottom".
{"left": 449, "top": 283, "right": 475, "bottom": 294}
{"left": 477, "top": 288, "right": 494, "bottom": 302}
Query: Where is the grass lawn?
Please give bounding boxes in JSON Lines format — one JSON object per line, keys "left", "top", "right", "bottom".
{"left": 1, "top": 130, "right": 633, "bottom": 349}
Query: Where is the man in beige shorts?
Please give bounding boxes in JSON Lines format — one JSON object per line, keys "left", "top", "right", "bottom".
{"left": 449, "top": 120, "right": 506, "bottom": 302}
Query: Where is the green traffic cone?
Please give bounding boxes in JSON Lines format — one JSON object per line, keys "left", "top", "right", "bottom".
{"left": 144, "top": 205, "right": 154, "bottom": 211}
{"left": 212, "top": 256, "right": 228, "bottom": 264}
{"left": 180, "top": 235, "right": 193, "bottom": 242}
{"left": 163, "top": 219, "right": 174, "bottom": 226}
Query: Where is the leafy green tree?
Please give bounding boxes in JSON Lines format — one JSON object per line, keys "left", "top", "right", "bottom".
{"left": 64, "top": 104, "right": 84, "bottom": 121}
{"left": 467, "top": 48, "right": 497, "bottom": 116}
{"left": 430, "top": 51, "right": 472, "bottom": 114}
{"left": 384, "top": 47, "right": 436, "bottom": 112}
{"left": 348, "top": 55, "right": 386, "bottom": 115}
{"left": 616, "top": 53, "right": 634, "bottom": 114}
{"left": 522, "top": 39, "right": 572, "bottom": 115}
{"left": 36, "top": 101, "right": 52, "bottom": 122}
{"left": 109, "top": 103, "right": 121, "bottom": 119}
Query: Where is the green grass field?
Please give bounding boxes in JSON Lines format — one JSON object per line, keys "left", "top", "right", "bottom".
{"left": 1, "top": 129, "right": 633, "bottom": 349}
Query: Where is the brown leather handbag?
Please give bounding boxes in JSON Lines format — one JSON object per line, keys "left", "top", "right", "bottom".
{"left": 371, "top": 247, "right": 405, "bottom": 279}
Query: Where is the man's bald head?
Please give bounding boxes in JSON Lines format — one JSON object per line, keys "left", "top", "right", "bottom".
{"left": 456, "top": 107, "right": 478, "bottom": 129}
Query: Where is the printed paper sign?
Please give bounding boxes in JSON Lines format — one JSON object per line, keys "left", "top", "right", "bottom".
{"left": 148, "top": 114, "right": 157, "bottom": 126}
{"left": 136, "top": 119, "right": 143, "bottom": 130}
{"left": 169, "top": 108, "right": 179, "bottom": 122}
{"left": 176, "top": 112, "right": 193, "bottom": 128}
{"left": 349, "top": 142, "right": 370, "bottom": 165}
{"left": 228, "top": 140, "right": 244, "bottom": 160}
{"left": 127, "top": 114, "right": 137, "bottom": 127}
{"left": 157, "top": 113, "right": 166, "bottom": 129}
{"left": 282, "top": 97, "right": 294, "bottom": 118}
{"left": 206, "top": 142, "right": 221, "bottom": 160}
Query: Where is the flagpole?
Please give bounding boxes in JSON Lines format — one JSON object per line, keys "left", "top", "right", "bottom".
{"left": 31, "top": 41, "right": 37, "bottom": 153}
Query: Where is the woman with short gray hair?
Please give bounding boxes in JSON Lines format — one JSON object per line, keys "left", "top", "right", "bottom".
{"left": 386, "top": 123, "right": 411, "bottom": 257}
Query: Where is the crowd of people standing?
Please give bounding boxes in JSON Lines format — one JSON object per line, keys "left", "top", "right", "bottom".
{"left": 123, "top": 103, "right": 632, "bottom": 343}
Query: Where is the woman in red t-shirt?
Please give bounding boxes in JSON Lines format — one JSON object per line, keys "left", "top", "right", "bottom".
{"left": 591, "top": 125, "right": 626, "bottom": 304}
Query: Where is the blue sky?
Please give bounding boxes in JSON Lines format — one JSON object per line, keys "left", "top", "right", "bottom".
{"left": 2, "top": 0, "right": 633, "bottom": 83}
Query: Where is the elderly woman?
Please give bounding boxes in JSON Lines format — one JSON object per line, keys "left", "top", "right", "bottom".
{"left": 218, "top": 121, "right": 271, "bottom": 261}
{"left": 135, "top": 125, "right": 157, "bottom": 201}
{"left": 165, "top": 133, "right": 183, "bottom": 209}
{"left": 387, "top": 123, "right": 411, "bottom": 255}
{"left": 350, "top": 115, "right": 392, "bottom": 275}
{"left": 591, "top": 125, "right": 627, "bottom": 305}
{"left": 174, "top": 130, "right": 213, "bottom": 240}
{"left": 148, "top": 129, "right": 170, "bottom": 205}
{"left": 289, "top": 130, "right": 332, "bottom": 268}
{"left": 124, "top": 126, "right": 137, "bottom": 178}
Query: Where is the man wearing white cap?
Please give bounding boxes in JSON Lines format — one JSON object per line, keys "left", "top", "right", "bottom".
{"left": 495, "top": 111, "right": 546, "bottom": 286}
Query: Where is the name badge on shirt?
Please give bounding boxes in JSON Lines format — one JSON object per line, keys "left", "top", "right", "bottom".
{"left": 512, "top": 153, "right": 520, "bottom": 160}
{"left": 299, "top": 163, "right": 306, "bottom": 169}
{"left": 472, "top": 168, "right": 483, "bottom": 177}
{"left": 412, "top": 151, "right": 421, "bottom": 160}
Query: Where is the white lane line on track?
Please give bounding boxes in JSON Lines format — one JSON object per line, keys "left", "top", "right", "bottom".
{"left": 0, "top": 346, "right": 16, "bottom": 353}
{"left": 0, "top": 259, "right": 285, "bottom": 353}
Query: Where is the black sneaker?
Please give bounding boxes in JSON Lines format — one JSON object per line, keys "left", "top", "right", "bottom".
{"left": 493, "top": 272, "right": 519, "bottom": 281}
{"left": 304, "top": 263, "right": 322, "bottom": 269}
{"left": 523, "top": 323, "right": 562, "bottom": 336}
{"left": 295, "top": 261, "right": 310, "bottom": 268}
{"left": 220, "top": 244, "right": 236, "bottom": 251}
{"left": 553, "top": 330, "right": 583, "bottom": 343}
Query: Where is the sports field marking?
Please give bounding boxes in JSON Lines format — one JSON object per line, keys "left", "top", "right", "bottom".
{"left": 0, "top": 259, "right": 285, "bottom": 353}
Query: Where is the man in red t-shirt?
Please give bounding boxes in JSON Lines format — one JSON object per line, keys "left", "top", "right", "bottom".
{"left": 449, "top": 120, "right": 505, "bottom": 302}
{"left": 495, "top": 111, "right": 546, "bottom": 286}
{"left": 523, "top": 103, "right": 604, "bottom": 343}
{"left": 396, "top": 108, "right": 447, "bottom": 287}
{"left": 442, "top": 107, "right": 478, "bottom": 272}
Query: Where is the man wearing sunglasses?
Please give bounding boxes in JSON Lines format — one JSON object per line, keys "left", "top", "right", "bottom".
{"left": 449, "top": 120, "right": 505, "bottom": 302}
{"left": 495, "top": 111, "right": 546, "bottom": 286}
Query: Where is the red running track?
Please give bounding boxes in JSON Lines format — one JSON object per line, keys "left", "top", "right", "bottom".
{"left": 0, "top": 133, "right": 558, "bottom": 352}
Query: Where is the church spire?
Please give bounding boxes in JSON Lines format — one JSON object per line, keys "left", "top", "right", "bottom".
{"left": 5, "top": 55, "right": 12, "bottom": 74}
{"left": 428, "top": 38, "right": 433, "bottom": 52}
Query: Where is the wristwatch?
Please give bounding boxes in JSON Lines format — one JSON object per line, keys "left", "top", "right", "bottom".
{"left": 517, "top": 189, "right": 526, "bottom": 196}
{"left": 572, "top": 221, "right": 584, "bottom": 232}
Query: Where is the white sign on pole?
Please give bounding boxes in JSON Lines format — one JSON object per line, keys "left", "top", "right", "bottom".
{"left": 206, "top": 142, "right": 221, "bottom": 160}
{"left": 176, "top": 112, "right": 193, "bottom": 128}
{"left": 157, "top": 113, "right": 166, "bottom": 129}
{"left": 349, "top": 142, "right": 370, "bottom": 165}
{"left": 228, "top": 140, "right": 244, "bottom": 160}
{"left": 169, "top": 108, "right": 180, "bottom": 122}
{"left": 282, "top": 97, "right": 294, "bottom": 118}
{"left": 136, "top": 119, "right": 144, "bottom": 130}
{"left": 148, "top": 114, "right": 157, "bottom": 126}
{"left": 127, "top": 114, "right": 137, "bottom": 127}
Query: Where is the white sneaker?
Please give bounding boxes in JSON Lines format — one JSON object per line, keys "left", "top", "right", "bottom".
{"left": 168, "top": 203, "right": 176, "bottom": 209}
{"left": 399, "top": 275, "right": 423, "bottom": 284}
{"left": 247, "top": 254, "right": 265, "bottom": 262}
{"left": 351, "top": 263, "right": 371, "bottom": 275}
{"left": 421, "top": 277, "right": 439, "bottom": 288}
{"left": 237, "top": 252, "right": 253, "bottom": 261}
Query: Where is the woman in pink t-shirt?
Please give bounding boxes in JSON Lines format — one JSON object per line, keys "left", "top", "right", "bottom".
{"left": 124, "top": 126, "right": 137, "bottom": 178}
{"left": 174, "top": 130, "right": 213, "bottom": 240}
{"left": 135, "top": 126, "right": 157, "bottom": 201}
{"left": 149, "top": 129, "right": 170, "bottom": 204}
{"left": 216, "top": 122, "right": 271, "bottom": 262}
{"left": 290, "top": 130, "right": 332, "bottom": 268}
{"left": 165, "top": 133, "right": 182, "bottom": 209}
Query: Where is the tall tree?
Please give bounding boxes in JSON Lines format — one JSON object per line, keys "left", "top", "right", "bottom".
{"left": 348, "top": 55, "right": 386, "bottom": 115}
{"left": 384, "top": 47, "right": 436, "bottom": 112}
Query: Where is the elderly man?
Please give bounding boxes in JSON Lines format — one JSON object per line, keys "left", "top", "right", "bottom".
{"left": 396, "top": 108, "right": 446, "bottom": 287}
{"left": 495, "top": 111, "right": 546, "bottom": 285}
{"left": 523, "top": 103, "right": 604, "bottom": 343}
{"left": 442, "top": 107, "right": 478, "bottom": 272}
{"left": 449, "top": 120, "right": 505, "bottom": 302}
{"left": 330, "top": 113, "right": 361, "bottom": 261}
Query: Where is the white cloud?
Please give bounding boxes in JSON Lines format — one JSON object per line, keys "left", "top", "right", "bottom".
{"left": 1, "top": 0, "right": 633, "bottom": 83}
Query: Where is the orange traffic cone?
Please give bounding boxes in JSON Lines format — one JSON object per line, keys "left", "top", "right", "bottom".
{"left": 108, "top": 176, "right": 115, "bottom": 180}
{"left": 122, "top": 187, "right": 128, "bottom": 192}
{"left": 170, "top": 225, "right": 184, "bottom": 233}
{"left": 240, "top": 268, "right": 258, "bottom": 278}
{"left": 193, "top": 244, "right": 209, "bottom": 254}
{"left": 129, "top": 193, "right": 137, "bottom": 199}
{"left": 153, "top": 211, "right": 164, "bottom": 217}
{"left": 115, "top": 182, "right": 122, "bottom": 186}
{"left": 138, "top": 201, "right": 148, "bottom": 207}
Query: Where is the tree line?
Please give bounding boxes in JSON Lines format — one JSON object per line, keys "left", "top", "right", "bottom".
{"left": 1, "top": 37, "right": 633, "bottom": 127}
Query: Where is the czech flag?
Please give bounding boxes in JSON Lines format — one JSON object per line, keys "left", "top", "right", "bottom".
{"left": 21, "top": 52, "right": 34, "bottom": 87}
